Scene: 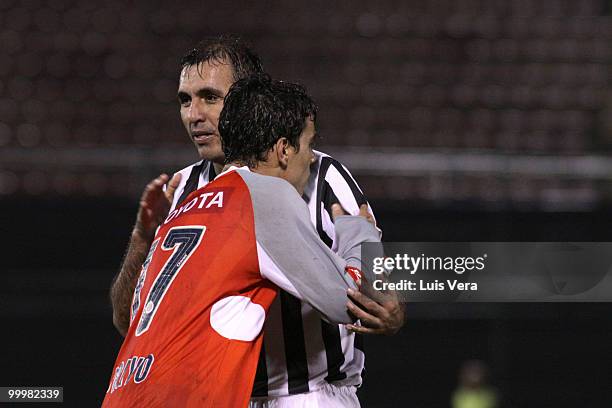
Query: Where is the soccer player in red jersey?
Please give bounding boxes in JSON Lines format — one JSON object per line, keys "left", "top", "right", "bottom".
{"left": 103, "top": 75, "right": 380, "bottom": 407}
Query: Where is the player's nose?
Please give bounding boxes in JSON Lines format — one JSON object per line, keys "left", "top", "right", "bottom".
{"left": 187, "top": 99, "right": 207, "bottom": 123}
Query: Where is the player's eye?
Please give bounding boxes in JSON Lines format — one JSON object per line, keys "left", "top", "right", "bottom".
{"left": 204, "top": 93, "right": 221, "bottom": 103}
{"left": 178, "top": 93, "right": 191, "bottom": 107}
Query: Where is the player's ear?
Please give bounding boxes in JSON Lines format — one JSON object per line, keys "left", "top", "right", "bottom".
{"left": 275, "top": 137, "right": 290, "bottom": 168}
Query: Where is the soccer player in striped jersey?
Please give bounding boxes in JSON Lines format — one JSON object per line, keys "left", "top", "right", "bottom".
{"left": 110, "top": 37, "right": 404, "bottom": 407}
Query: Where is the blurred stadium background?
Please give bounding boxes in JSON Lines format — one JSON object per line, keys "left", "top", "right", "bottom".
{"left": 2, "top": 0, "right": 612, "bottom": 406}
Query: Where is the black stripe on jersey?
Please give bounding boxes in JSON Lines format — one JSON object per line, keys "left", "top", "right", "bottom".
{"left": 280, "top": 291, "right": 310, "bottom": 394}
{"left": 319, "top": 179, "right": 338, "bottom": 244}
{"left": 321, "top": 320, "right": 348, "bottom": 382}
{"left": 354, "top": 331, "right": 364, "bottom": 352}
{"left": 251, "top": 340, "right": 269, "bottom": 397}
{"left": 176, "top": 161, "right": 206, "bottom": 205}
{"left": 315, "top": 157, "right": 334, "bottom": 247}
{"left": 318, "top": 180, "right": 348, "bottom": 382}
{"left": 208, "top": 161, "right": 217, "bottom": 181}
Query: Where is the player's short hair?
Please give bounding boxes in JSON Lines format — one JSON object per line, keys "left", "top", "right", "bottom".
{"left": 219, "top": 74, "right": 318, "bottom": 167}
{"left": 180, "top": 35, "right": 264, "bottom": 81}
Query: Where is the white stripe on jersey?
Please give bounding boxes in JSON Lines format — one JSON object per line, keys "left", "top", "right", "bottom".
{"left": 325, "top": 164, "right": 362, "bottom": 215}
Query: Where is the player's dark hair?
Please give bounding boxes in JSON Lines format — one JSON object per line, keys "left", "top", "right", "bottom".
{"left": 180, "top": 35, "right": 264, "bottom": 81}
{"left": 219, "top": 74, "right": 317, "bottom": 167}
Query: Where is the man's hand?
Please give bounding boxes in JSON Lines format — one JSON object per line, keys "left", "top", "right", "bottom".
{"left": 331, "top": 202, "right": 400, "bottom": 334}
{"left": 133, "top": 173, "right": 182, "bottom": 242}
{"left": 345, "top": 287, "right": 405, "bottom": 336}
{"left": 331, "top": 203, "right": 375, "bottom": 225}
{"left": 111, "top": 172, "right": 181, "bottom": 336}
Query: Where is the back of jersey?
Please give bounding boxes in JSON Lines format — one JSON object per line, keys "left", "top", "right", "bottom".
{"left": 103, "top": 171, "right": 277, "bottom": 408}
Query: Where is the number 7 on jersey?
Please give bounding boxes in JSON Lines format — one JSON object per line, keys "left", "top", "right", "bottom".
{"left": 134, "top": 226, "right": 206, "bottom": 336}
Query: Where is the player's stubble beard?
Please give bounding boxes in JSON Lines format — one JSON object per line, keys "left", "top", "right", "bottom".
{"left": 193, "top": 134, "right": 226, "bottom": 174}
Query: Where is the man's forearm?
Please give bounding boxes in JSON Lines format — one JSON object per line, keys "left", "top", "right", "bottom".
{"left": 110, "top": 231, "right": 152, "bottom": 336}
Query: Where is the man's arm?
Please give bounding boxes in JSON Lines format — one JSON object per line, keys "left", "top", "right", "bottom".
{"left": 317, "top": 155, "right": 405, "bottom": 335}
{"left": 110, "top": 173, "right": 181, "bottom": 336}
{"left": 241, "top": 171, "right": 379, "bottom": 324}
{"left": 256, "top": 211, "right": 378, "bottom": 324}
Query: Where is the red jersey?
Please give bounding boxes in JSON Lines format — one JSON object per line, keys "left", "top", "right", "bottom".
{"left": 102, "top": 168, "right": 376, "bottom": 407}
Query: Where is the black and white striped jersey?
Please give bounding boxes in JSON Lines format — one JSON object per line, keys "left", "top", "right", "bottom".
{"left": 168, "top": 150, "right": 379, "bottom": 397}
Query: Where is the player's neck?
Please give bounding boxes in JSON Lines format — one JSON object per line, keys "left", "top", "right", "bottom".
{"left": 248, "top": 160, "right": 281, "bottom": 178}
{"left": 222, "top": 160, "right": 281, "bottom": 178}
{"left": 221, "top": 161, "right": 255, "bottom": 174}
{"left": 226, "top": 160, "right": 302, "bottom": 194}
{"left": 212, "top": 162, "right": 224, "bottom": 175}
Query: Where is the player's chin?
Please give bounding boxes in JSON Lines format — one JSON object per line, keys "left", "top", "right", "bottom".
{"left": 195, "top": 144, "right": 224, "bottom": 162}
